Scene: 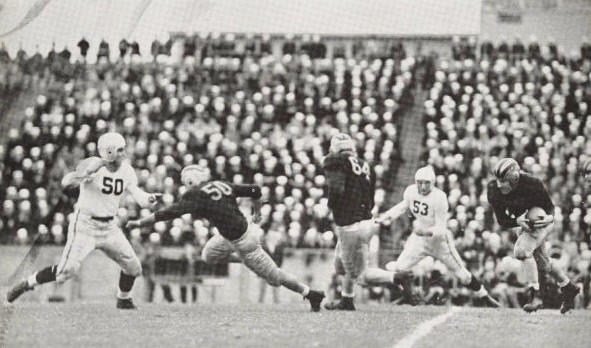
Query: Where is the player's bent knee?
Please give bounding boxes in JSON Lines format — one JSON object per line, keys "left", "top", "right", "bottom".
{"left": 456, "top": 270, "right": 472, "bottom": 285}
{"left": 125, "top": 260, "right": 142, "bottom": 277}
{"left": 56, "top": 263, "right": 80, "bottom": 283}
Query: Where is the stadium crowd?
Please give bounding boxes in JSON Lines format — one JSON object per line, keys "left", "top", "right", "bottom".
{"left": 1, "top": 35, "right": 590, "bottom": 308}
{"left": 0, "top": 35, "right": 411, "bottom": 252}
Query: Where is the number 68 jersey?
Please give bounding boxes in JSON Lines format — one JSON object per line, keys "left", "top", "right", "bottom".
{"left": 77, "top": 159, "right": 138, "bottom": 217}
{"left": 403, "top": 184, "right": 449, "bottom": 230}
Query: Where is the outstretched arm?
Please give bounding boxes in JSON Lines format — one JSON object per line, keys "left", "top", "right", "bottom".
{"left": 126, "top": 184, "right": 161, "bottom": 208}
{"left": 376, "top": 200, "right": 409, "bottom": 224}
{"left": 61, "top": 157, "right": 104, "bottom": 189}
{"left": 126, "top": 198, "right": 193, "bottom": 229}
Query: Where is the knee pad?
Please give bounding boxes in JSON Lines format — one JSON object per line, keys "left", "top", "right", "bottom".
{"left": 456, "top": 270, "right": 472, "bottom": 285}
{"left": 124, "top": 258, "right": 142, "bottom": 277}
{"left": 56, "top": 262, "right": 80, "bottom": 284}
{"left": 202, "top": 246, "right": 228, "bottom": 263}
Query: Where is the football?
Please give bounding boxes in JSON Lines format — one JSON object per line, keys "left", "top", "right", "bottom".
{"left": 526, "top": 206, "right": 547, "bottom": 223}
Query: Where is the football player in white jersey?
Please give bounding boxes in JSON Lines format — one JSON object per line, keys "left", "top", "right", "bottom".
{"left": 6, "top": 132, "right": 160, "bottom": 309}
{"left": 377, "top": 166, "right": 500, "bottom": 307}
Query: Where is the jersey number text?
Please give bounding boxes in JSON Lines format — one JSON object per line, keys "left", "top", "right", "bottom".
{"left": 102, "top": 177, "right": 124, "bottom": 195}
{"left": 412, "top": 201, "right": 429, "bottom": 216}
{"left": 201, "top": 181, "right": 232, "bottom": 201}
{"left": 348, "top": 157, "right": 370, "bottom": 180}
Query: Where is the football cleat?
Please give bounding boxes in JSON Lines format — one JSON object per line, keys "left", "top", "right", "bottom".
{"left": 6, "top": 279, "right": 33, "bottom": 303}
{"left": 481, "top": 294, "right": 502, "bottom": 308}
{"left": 304, "top": 290, "right": 325, "bottom": 312}
{"left": 523, "top": 288, "right": 543, "bottom": 313}
{"left": 116, "top": 298, "right": 138, "bottom": 310}
{"left": 324, "top": 297, "right": 355, "bottom": 311}
{"left": 560, "top": 283, "right": 580, "bottom": 314}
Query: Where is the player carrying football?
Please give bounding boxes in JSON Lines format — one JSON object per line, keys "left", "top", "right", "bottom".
{"left": 377, "top": 165, "right": 501, "bottom": 308}
{"left": 487, "top": 158, "right": 579, "bottom": 313}
{"left": 6, "top": 132, "right": 161, "bottom": 309}
{"left": 126, "top": 165, "right": 326, "bottom": 311}
{"left": 322, "top": 133, "right": 412, "bottom": 311}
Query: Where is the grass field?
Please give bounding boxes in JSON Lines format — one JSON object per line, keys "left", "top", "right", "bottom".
{"left": 1, "top": 301, "right": 590, "bottom": 348}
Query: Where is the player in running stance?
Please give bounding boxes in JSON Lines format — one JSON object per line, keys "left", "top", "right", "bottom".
{"left": 6, "top": 132, "right": 160, "bottom": 309}
{"left": 126, "top": 164, "right": 326, "bottom": 311}
{"left": 322, "top": 133, "right": 412, "bottom": 311}
{"left": 487, "top": 158, "right": 579, "bottom": 313}
{"left": 377, "top": 165, "right": 501, "bottom": 308}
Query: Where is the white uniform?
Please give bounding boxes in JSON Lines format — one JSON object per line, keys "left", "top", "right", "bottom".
{"left": 56, "top": 159, "right": 142, "bottom": 283}
{"left": 394, "top": 185, "right": 471, "bottom": 281}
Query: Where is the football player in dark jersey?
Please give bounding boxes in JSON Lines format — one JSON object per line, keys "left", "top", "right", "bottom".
{"left": 322, "top": 133, "right": 411, "bottom": 311}
{"left": 487, "top": 158, "right": 579, "bottom": 313}
{"left": 127, "top": 165, "right": 325, "bottom": 311}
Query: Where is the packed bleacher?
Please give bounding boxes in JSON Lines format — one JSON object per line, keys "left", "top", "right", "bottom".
{"left": 0, "top": 35, "right": 413, "bottom": 251}
{"left": 417, "top": 36, "right": 591, "bottom": 308}
{"left": 2, "top": 34, "right": 591, "bottom": 308}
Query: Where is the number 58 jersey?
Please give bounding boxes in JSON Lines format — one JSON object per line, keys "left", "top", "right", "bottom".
{"left": 403, "top": 184, "right": 449, "bottom": 230}
{"left": 77, "top": 159, "right": 138, "bottom": 217}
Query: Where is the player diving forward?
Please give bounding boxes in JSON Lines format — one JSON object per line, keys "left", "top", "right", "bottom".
{"left": 126, "top": 165, "right": 326, "bottom": 311}
{"left": 377, "top": 165, "right": 501, "bottom": 308}
{"left": 322, "top": 133, "right": 412, "bottom": 311}
{"left": 487, "top": 158, "right": 579, "bottom": 313}
{"left": 7, "top": 132, "right": 160, "bottom": 309}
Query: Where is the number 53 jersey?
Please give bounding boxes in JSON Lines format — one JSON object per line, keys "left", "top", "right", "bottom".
{"left": 78, "top": 159, "right": 138, "bottom": 217}
{"left": 403, "top": 184, "right": 448, "bottom": 231}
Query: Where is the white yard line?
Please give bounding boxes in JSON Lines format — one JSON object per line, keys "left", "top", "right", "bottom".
{"left": 392, "top": 306, "right": 462, "bottom": 348}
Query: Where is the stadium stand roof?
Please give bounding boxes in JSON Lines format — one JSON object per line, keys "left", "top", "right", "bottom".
{"left": 0, "top": 0, "right": 480, "bottom": 55}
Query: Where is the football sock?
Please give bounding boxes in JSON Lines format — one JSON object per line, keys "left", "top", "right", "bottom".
{"left": 557, "top": 279, "right": 570, "bottom": 288}
{"left": 342, "top": 291, "right": 355, "bottom": 298}
{"left": 32, "top": 265, "right": 58, "bottom": 286}
{"left": 467, "top": 275, "right": 481, "bottom": 292}
{"left": 117, "top": 290, "right": 132, "bottom": 300}
{"left": 118, "top": 271, "right": 136, "bottom": 292}
{"left": 301, "top": 286, "right": 310, "bottom": 297}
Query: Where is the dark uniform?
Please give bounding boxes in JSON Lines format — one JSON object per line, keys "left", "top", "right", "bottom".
{"left": 323, "top": 152, "right": 379, "bottom": 281}
{"left": 487, "top": 172, "right": 554, "bottom": 228}
{"left": 323, "top": 153, "right": 375, "bottom": 227}
{"left": 154, "top": 180, "right": 261, "bottom": 241}
{"left": 153, "top": 180, "right": 288, "bottom": 286}
{"left": 487, "top": 171, "right": 555, "bottom": 274}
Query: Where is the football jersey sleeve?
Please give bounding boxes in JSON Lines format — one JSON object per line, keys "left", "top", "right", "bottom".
{"left": 233, "top": 184, "right": 262, "bottom": 199}
{"left": 403, "top": 186, "right": 413, "bottom": 205}
{"left": 323, "top": 155, "right": 347, "bottom": 206}
{"left": 126, "top": 163, "right": 139, "bottom": 187}
{"left": 487, "top": 181, "right": 515, "bottom": 228}
{"left": 154, "top": 193, "right": 199, "bottom": 222}
{"left": 432, "top": 190, "right": 449, "bottom": 227}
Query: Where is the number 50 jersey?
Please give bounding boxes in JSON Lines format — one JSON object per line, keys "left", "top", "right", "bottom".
{"left": 323, "top": 153, "right": 375, "bottom": 226}
{"left": 77, "top": 158, "right": 138, "bottom": 217}
{"left": 154, "top": 180, "right": 261, "bottom": 241}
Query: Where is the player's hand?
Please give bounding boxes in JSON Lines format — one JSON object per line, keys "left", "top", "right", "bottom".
{"left": 148, "top": 193, "right": 163, "bottom": 205}
{"left": 516, "top": 211, "right": 532, "bottom": 232}
{"left": 374, "top": 215, "right": 390, "bottom": 225}
{"left": 126, "top": 220, "right": 141, "bottom": 229}
{"left": 84, "top": 157, "right": 106, "bottom": 176}
{"left": 532, "top": 214, "right": 553, "bottom": 229}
